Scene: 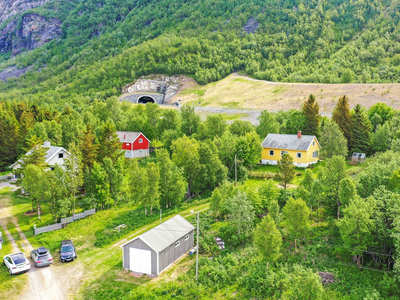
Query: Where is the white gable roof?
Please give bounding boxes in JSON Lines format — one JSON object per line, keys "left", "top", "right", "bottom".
{"left": 10, "top": 141, "right": 71, "bottom": 168}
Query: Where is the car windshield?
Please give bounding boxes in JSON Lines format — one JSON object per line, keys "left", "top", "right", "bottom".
{"left": 11, "top": 254, "right": 26, "bottom": 265}
{"left": 62, "top": 246, "right": 74, "bottom": 252}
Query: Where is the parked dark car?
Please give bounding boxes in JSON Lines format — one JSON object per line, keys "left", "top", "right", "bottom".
{"left": 59, "top": 240, "right": 77, "bottom": 263}
{"left": 30, "top": 247, "right": 53, "bottom": 267}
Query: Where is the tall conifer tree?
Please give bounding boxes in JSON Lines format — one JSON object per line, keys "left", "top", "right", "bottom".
{"left": 351, "top": 104, "right": 371, "bottom": 154}
{"left": 0, "top": 108, "right": 19, "bottom": 171}
{"left": 332, "top": 96, "right": 353, "bottom": 152}
{"left": 302, "top": 94, "right": 320, "bottom": 137}
{"left": 79, "top": 124, "right": 98, "bottom": 170}
{"left": 97, "top": 121, "right": 122, "bottom": 163}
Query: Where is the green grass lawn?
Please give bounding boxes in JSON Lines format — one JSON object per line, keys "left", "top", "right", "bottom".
{"left": 5, "top": 189, "right": 210, "bottom": 300}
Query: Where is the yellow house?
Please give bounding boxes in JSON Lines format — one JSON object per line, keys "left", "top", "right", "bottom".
{"left": 261, "top": 132, "right": 320, "bottom": 167}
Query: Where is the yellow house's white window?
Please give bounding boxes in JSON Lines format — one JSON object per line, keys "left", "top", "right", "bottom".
{"left": 269, "top": 150, "right": 274, "bottom": 156}
{"left": 313, "top": 151, "right": 319, "bottom": 158}
{"left": 297, "top": 152, "right": 302, "bottom": 158}
{"left": 281, "top": 151, "right": 288, "bottom": 156}
{"left": 313, "top": 141, "right": 315, "bottom": 146}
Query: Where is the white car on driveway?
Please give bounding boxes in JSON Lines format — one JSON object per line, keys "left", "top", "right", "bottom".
{"left": 3, "top": 252, "right": 31, "bottom": 275}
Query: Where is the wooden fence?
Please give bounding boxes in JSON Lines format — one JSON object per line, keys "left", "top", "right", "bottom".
{"left": 33, "top": 208, "right": 96, "bottom": 236}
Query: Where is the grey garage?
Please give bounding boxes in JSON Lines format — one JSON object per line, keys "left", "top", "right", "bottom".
{"left": 120, "top": 215, "right": 195, "bottom": 276}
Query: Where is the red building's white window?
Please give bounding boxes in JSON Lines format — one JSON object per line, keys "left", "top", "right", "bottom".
{"left": 139, "top": 138, "right": 143, "bottom": 143}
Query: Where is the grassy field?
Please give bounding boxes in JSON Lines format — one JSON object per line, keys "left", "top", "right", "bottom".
{"left": 3, "top": 190, "right": 210, "bottom": 300}
{"left": 249, "top": 160, "right": 360, "bottom": 187}
{"left": 171, "top": 73, "right": 400, "bottom": 112}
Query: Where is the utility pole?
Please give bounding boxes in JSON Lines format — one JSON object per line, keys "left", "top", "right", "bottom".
{"left": 160, "top": 209, "right": 162, "bottom": 224}
{"left": 235, "top": 149, "right": 242, "bottom": 184}
{"left": 196, "top": 211, "right": 199, "bottom": 281}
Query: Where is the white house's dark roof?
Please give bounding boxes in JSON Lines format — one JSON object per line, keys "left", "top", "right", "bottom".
{"left": 116, "top": 131, "right": 149, "bottom": 143}
{"left": 261, "top": 134, "right": 317, "bottom": 151}
{"left": 120, "top": 215, "right": 195, "bottom": 253}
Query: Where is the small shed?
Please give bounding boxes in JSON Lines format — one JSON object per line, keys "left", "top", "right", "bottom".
{"left": 351, "top": 153, "right": 366, "bottom": 164}
{"left": 120, "top": 215, "right": 195, "bottom": 276}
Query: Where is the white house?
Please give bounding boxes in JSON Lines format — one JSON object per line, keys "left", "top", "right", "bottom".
{"left": 10, "top": 141, "right": 72, "bottom": 171}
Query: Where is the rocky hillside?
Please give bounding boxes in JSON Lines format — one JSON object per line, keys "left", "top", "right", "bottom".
{"left": 0, "top": 0, "right": 51, "bottom": 25}
{"left": 0, "top": 13, "right": 61, "bottom": 55}
{"left": 0, "top": 0, "right": 78, "bottom": 55}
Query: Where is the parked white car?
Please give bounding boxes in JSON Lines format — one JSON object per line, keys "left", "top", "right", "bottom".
{"left": 3, "top": 252, "right": 30, "bottom": 275}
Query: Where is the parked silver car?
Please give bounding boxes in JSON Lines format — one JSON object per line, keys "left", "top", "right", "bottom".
{"left": 30, "top": 247, "right": 53, "bottom": 267}
{"left": 3, "top": 252, "right": 30, "bottom": 275}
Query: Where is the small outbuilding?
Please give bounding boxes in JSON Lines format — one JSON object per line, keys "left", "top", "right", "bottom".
{"left": 351, "top": 153, "right": 366, "bottom": 164}
{"left": 120, "top": 215, "right": 195, "bottom": 276}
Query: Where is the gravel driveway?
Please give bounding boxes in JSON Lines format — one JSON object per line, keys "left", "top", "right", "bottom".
{"left": 0, "top": 188, "right": 83, "bottom": 300}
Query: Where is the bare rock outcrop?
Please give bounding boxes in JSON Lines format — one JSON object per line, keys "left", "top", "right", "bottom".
{"left": 0, "top": 13, "right": 61, "bottom": 55}
{"left": 122, "top": 75, "right": 184, "bottom": 103}
{"left": 0, "top": 0, "right": 52, "bottom": 26}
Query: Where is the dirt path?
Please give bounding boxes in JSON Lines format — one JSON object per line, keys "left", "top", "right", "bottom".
{"left": 0, "top": 191, "right": 82, "bottom": 300}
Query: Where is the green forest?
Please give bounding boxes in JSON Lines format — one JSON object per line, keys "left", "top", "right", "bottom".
{"left": 1, "top": 0, "right": 400, "bottom": 110}
{"left": 1, "top": 94, "right": 400, "bottom": 298}
{"left": 1, "top": 0, "right": 400, "bottom": 298}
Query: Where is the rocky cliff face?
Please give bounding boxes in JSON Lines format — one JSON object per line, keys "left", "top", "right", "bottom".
{"left": 0, "top": 13, "right": 61, "bottom": 55}
{"left": 0, "top": 0, "right": 52, "bottom": 26}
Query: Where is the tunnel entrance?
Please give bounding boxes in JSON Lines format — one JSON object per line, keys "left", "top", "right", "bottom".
{"left": 138, "top": 96, "right": 155, "bottom": 104}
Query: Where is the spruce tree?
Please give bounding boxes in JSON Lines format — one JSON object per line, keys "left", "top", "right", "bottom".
{"left": 79, "top": 124, "right": 98, "bottom": 170}
{"left": 18, "top": 135, "right": 48, "bottom": 173}
{"left": 332, "top": 95, "right": 353, "bottom": 152}
{"left": 97, "top": 121, "right": 122, "bottom": 163}
{"left": 302, "top": 94, "right": 320, "bottom": 137}
{"left": 0, "top": 108, "right": 19, "bottom": 171}
{"left": 274, "top": 153, "right": 295, "bottom": 190}
{"left": 351, "top": 104, "right": 371, "bottom": 154}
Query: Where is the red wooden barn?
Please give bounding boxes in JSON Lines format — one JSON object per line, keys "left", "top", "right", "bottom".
{"left": 116, "top": 131, "right": 150, "bottom": 158}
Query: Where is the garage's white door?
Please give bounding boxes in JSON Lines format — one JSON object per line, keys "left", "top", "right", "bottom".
{"left": 129, "top": 248, "right": 152, "bottom": 274}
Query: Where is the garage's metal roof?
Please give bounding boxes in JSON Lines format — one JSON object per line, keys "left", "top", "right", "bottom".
{"left": 120, "top": 215, "right": 195, "bottom": 253}
{"left": 261, "top": 133, "right": 317, "bottom": 151}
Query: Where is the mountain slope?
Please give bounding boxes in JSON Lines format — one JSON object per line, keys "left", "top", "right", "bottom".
{"left": 0, "top": 0, "right": 400, "bottom": 108}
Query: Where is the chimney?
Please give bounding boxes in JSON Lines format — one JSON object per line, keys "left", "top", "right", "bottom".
{"left": 43, "top": 140, "right": 51, "bottom": 147}
{"left": 124, "top": 134, "right": 126, "bottom": 139}
{"left": 297, "top": 131, "right": 302, "bottom": 139}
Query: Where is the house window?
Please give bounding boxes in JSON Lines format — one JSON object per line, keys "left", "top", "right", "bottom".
{"left": 184, "top": 234, "right": 189, "bottom": 241}
{"left": 269, "top": 150, "right": 274, "bottom": 156}
{"left": 58, "top": 153, "right": 64, "bottom": 159}
{"left": 296, "top": 153, "right": 302, "bottom": 158}
{"left": 138, "top": 150, "right": 143, "bottom": 154}
{"left": 281, "top": 151, "right": 288, "bottom": 156}
{"left": 313, "top": 151, "right": 319, "bottom": 158}
{"left": 175, "top": 241, "right": 180, "bottom": 247}
{"left": 139, "top": 138, "right": 143, "bottom": 143}
{"left": 126, "top": 143, "right": 130, "bottom": 146}
{"left": 50, "top": 167, "right": 55, "bottom": 171}
{"left": 313, "top": 141, "right": 315, "bottom": 146}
